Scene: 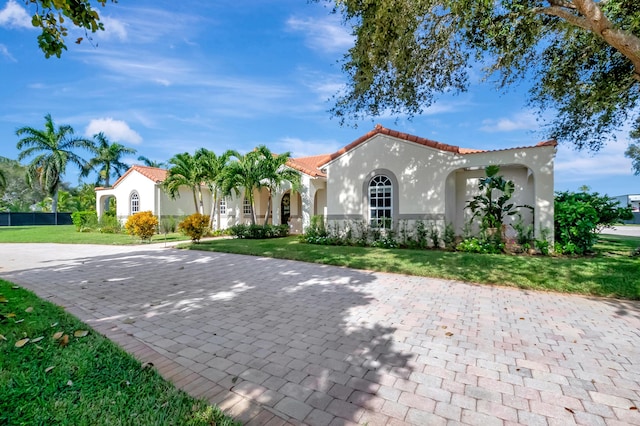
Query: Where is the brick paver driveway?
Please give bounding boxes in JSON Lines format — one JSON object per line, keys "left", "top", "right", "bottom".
{"left": 1, "top": 243, "right": 639, "bottom": 425}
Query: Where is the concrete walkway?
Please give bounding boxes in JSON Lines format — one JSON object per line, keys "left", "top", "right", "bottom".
{"left": 1, "top": 243, "right": 639, "bottom": 426}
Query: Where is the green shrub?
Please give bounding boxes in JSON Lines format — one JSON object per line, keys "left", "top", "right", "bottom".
{"left": 178, "top": 213, "right": 210, "bottom": 242}
{"left": 98, "top": 215, "right": 122, "bottom": 234}
{"left": 443, "top": 222, "right": 457, "bottom": 251}
{"left": 554, "top": 191, "right": 631, "bottom": 254}
{"left": 71, "top": 211, "right": 97, "bottom": 232}
{"left": 456, "top": 237, "right": 504, "bottom": 254}
{"left": 229, "top": 224, "right": 288, "bottom": 239}
{"left": 124, "top": 211, "right": 158, "bottom": 241}
{"left": 159, "top": 216, "right": 179, "bottom": 234}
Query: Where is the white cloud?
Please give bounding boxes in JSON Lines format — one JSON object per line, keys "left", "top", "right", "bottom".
{"left": 274, "top": 137, "right": 342, "bottom": 158}
{"left": 0, "top": 44, "right": 15, "bottom": 61}
{"left": 0, "top": 0, "right": 32, "bottom": 29}
{"left": 480, "top": 111, "right": 539, "bottom": 132}
{"left": 555, "top": 139, "right": 633, "bottom": 179}
{"left": 85, "top": 118, "right": 143, "bottom": 144}
{"left": 286, "top": 15, "right": 353, "bottom": 54}
{"left": 98, "top": 16, "right": 128, "bottom": 41}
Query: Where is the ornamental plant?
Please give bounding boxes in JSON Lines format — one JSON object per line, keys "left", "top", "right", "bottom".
{"left": 124, "top": 211, "right": 158, "bottom": 242}
{"left": 466, "top": 165, "right": 519, "bottom": 232}
{"left": 178, "top": 213, "right": 210, "bottom": 242}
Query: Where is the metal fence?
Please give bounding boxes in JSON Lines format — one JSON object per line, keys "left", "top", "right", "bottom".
{"left": 0, "top": 212, "right": 73, "bottom": 226}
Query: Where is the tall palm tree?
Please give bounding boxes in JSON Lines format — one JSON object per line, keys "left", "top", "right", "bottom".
{"left": 195, "top": 148, "right": 234, "bottom": 229}
{"left": 220, "top": 149, "right": 266, "bottom": 225}
{"left": 137, "top": 155, "right": 167, "bottom": 169}
{"left": 255, "top": 145, "right": 301, "bottom": 225}
{"left": 16, "top": 113, "right": 93, "bottom": 213}
{"left": 83, "top": 132, "right": 137, "bottom": 187}
{"left": 163, "top": 152, "right": 204, "bottom": 213}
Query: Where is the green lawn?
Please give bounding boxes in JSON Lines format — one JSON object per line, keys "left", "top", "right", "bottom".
{"left": 0, "top": 225, "right": 190, "bottom": 245}
{"left": 0, "top": 280, "right": 239, "bottom": 426}
{"left": 183, "top": 235, "right": 640, "bottom": 300}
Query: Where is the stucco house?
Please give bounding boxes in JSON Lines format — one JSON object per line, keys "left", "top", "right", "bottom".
{"left": 96, "top": 125, "right": 557, "bottom": 241}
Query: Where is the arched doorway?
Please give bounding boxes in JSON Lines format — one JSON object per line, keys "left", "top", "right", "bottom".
{"left": 281, "top": 193, "right": 291, "bottom": 225}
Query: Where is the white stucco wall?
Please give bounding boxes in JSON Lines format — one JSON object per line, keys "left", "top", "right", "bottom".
{"left": 323, "top": 133, "right": 555, "bottom": 241}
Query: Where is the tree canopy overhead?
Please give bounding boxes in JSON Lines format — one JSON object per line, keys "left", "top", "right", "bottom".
{"left": 24, "top": 0, "right": 116, "bottom": 58}
{"left": 328, "top": 0, "right": 640, "bottom": 155}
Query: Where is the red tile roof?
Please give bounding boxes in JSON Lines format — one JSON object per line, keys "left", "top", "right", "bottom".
{"left": 106, "top": 165, "right": 168, "bottom": 189}
{"left": 288, "top": 124, "right": 557, "bottom": 176}
{"left": 286, "top": 155, "right": 331, "bottom": 178}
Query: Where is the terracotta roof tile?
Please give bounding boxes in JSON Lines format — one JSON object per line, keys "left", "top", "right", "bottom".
{"left": 108, "top": 165, "right": 168, "bottom": 188}
{"left": 287, "top": 155, "right": 330, "bottom": 178}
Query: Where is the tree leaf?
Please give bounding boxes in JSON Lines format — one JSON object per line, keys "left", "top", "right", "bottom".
{"left": 0, "top": 295, "right": 7, "bottom": 303}
{"left": 59, "top": 335, "right": 69, "bottom": 347}
{"left": 25, "top": 307, "right": 34, "bottom": 313}
{"left": 45, "top": 366, "right": 55, "bottom": 373}
{"left": 53, "top": 331, "right": 64, "bottom": 340}
{"left": 51, "top": 322, "right": 58, "bottom": 327}
{"left": 67, "top": 380, "right": 73, "bottom": 386}
{"left": 15, "top": 338, "right": 30, "bottom": 348}
{"left": 0, "top": 334, "right": 7, "bottom": 341}
{"left": 7, "top": 313, "right": 16, "bottom": 318}
{"left": 31, "top": 336, "right": 44, "bottom": 343}
{"left": 74, "top": 330, "right": 88, "bottom": 338}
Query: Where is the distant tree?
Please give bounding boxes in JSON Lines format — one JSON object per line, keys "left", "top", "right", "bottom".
{"left": 137, "top": 156, "right": 167, "bottom": 169}
{"left": 195, "top": 148, "right": 234, "bottom": 229}
{"left": 625, "top": 118, "right": 640, "bottom": 174}
{"left": 578, "top": 185, "right": 591, "bottom": 193}
{"left": 16, "top": 114, "right": 93, "bottom": 213}
{"left": 0, "top": 168, "right": 5, "bottom": 193}
{"left": 0, "top": 157, "right": 47, "bottom": 212}
{"left": 20, "top": 0, "right": 116, "bottom": 58}
{"left": 163, "top": 152, "right": 204, "bottom": 214}
{"left": 83, "top": 132, "right": 136, "bottom": 187}
{"left": 328, "top": 0, "right": 640, "bottom": 155}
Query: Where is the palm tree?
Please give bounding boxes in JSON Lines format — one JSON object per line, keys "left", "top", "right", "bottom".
{"left": 255, "top": 146, "right": 301, "bottom": 225}
{"left": 163, "top": 152, "right": 204, "bottom": 213}
{"left": 137, "top": 155, "right": 167, "bottom": 169}
{"left": 220, "top": 149, "right": 266, "bottom": 225}
{"left": 83, "top": 132, "right": 137, "bottom": 187}
{"left": 16, "top": 114, "right": 93, "bottom": 213}
{"left": 195, "top": 148, "right": 234, "bottom": 229}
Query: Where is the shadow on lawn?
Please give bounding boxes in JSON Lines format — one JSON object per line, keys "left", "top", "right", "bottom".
{"left": 1, "top": 247, "right": 414, "bottom": 424}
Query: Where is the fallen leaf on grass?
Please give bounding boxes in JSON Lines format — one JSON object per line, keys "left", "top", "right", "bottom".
{"left": 0, "top": 296, "right": 7, "bottom": 303}
{"left": 73, "top": 330, "right": 88, "bottom": 338}
{"left": 25, "top": 307, "right": 33, "bottom": 313}
{"left": 15, "top": 338, "right": 29, "bottom": 348}
{"left": 0, "top": 334, "right": 6, "bottom": 341}
{"left": 15, "top": 319, "right": 24, "bottom": 324}
{"left": 6, "top": 313, "right": 15, "bottom": 318}
{"left": 59, "top": 335, "right": 69, "bottom": 347}
{"left": 67, "top": 380, "right": 73, "bottom": 386}
{"left": 45, "top": 366, "right": 55, "bottom": 373}
{"left": 53, "top": 331, "right": 64, "bottom": 340}
{"left": 50, "top": 322, "right": 58, "bottom": 327}
{"left": 31, "top": 336, "right": 44, "bottom": 343}
{"left": 11, "top": 286, "right": 19, "bottom": 290}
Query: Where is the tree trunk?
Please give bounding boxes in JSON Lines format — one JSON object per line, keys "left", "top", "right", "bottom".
{"left": 264, "top": 190, "right": 272, "bottom": 225}
{"left": 209, "top": 192, "right": 217, "bottom": 230}
{"left": 51, "top": 188, "right": 59, "bottom": 213}
{"left": 191, "top": 187, "right": 198, "bottom": 213}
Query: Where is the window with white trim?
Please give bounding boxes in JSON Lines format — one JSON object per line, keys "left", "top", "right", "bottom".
{"left": 219, "top": 198, "right": 227, "bottom": 215}
{"left": 369, "top": 175, "right": 392, "bottom": 228}
{"left": 130, "top": 191, "right": 140, "bottom": 215}
{"left": 243, "top": 198, "right": 251, "bottom": 215}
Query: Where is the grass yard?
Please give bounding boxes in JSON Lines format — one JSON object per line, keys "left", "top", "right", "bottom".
{"left": 0, "top": 279, "right": 239, "bottom": 426}
{"left": 184, "top": 234, "right": 640, "bottom": 300}
{"left": 0, "top": 225, "right": 190, "bottom": 245}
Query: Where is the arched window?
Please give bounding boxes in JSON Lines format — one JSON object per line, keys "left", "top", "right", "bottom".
{"left": 369, "top": 175, "right": 392, "bottom": 228}
{"left": 130, "top": 191, "right": 140, "bottom": 215}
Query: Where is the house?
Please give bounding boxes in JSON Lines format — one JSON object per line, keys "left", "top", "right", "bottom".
{"left": 96, "top": 125, "right": 557, "bottom": 241}
{"left": 613, "top": 194, "right": 640, "bottom": 224}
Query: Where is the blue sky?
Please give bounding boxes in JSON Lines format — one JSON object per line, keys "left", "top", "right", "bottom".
{"left": 0, "top": 0, "right": 638, "bottom": 196}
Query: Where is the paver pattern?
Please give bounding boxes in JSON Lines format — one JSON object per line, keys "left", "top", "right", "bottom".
{"left": 1, "top": 243, "right": 639, "bottom": 425}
